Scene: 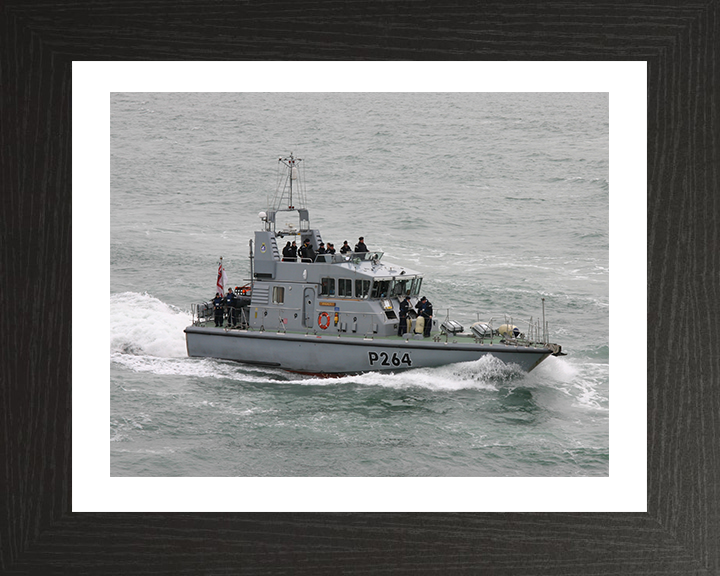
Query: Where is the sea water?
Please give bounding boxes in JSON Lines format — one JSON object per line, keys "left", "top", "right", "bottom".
{"left": 110, "top": 92, "right": 608, "bottom": 477}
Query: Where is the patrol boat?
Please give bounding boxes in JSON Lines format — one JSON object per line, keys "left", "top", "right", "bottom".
{"left": 184, "top": 154, "right": 565, "bottom": 375}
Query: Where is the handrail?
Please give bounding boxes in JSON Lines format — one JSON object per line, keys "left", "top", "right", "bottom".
{"left": 280, "top": 251, "right": 385, "bottom": 264}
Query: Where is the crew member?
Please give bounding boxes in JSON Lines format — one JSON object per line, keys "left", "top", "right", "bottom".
{"left": 416, "top": 296, "right": 433, "bottom": 337}
{"left": 289, "top": 241, "right": 298, "bottom": 260}
{"left": 282, "top": 241, "right": 293, "bottom": 261}
{"left": 225, "top": 288, "right": 237, "bottom": 327}
{"left": 299, "top": 238, "right": 315, "bottom": 262}
{"left": 212, "top": 292, "right": 224, "bottom": 327}
{"left": 355, "top": 237, "right": 368, "bottom": 252}
{"left": 420, "top": 297, "right": 433, "bottom": 337}
{"left": 398, "top": 295, "right": 411, "bottom": 336}
{"left": 317, "top": 242, "right": 326, "bottom": 255}
{"left": 340, "top": 241, "right": 351, "bottom": 254}
{"left": 326, "top": 243, "right": 336, "bottom": 254}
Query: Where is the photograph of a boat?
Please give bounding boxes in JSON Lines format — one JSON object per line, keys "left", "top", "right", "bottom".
{"left": 185, "top": 153, "right": 565, "bottom": 376}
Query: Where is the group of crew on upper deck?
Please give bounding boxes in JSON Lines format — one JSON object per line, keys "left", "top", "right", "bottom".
{"left": 281, "top": 237, "right": 368, "bottom": 262}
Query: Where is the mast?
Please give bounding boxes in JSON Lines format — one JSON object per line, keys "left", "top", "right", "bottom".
{"left": 289, "top": 154, "right": 294, "bottom": 208}
{"left": 266, "top": 152, "right": 310, "bottom": 234}
{"left": 274, "top": 152, "right": 305, "bottom": 211}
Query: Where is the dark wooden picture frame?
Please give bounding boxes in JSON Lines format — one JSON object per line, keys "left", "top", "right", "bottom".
{"left": 2, "top": 2, "right": 718, "bottom": 573}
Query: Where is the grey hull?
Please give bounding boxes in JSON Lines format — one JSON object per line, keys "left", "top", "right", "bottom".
{"left": 185, "top": 327, "right": 552, "bottom": 375}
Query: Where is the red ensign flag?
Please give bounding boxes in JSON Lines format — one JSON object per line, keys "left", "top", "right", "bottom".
{"left": 216, "top": 260, "right": 227, "bottom": 295}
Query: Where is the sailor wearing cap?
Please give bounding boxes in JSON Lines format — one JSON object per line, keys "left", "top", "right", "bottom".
{"left": 416, "top": 296, "right": 433, "bottom": 337}
{"left": 398, "top": 295, "right": 411, "bottom": 336}
{"left": 212, "top": 292, "right": 224, "bottom": 327}
{"left": 225, "top": 288, "right": 237, "bottom": 327}
{"left": 299, "top": 238, "right": 315, "bottom": 262}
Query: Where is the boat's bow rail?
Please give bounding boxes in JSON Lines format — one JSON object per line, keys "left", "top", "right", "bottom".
{"left": 439, "top": 312, "right": 565, "bottom": 356}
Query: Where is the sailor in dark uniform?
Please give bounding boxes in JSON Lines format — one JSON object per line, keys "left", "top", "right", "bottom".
{"left": 340, "top": 241, "right": 351, "bottom": 254}
{"left": 317, "top": 242, "right": 326, "bottom": 255}
{"left": 416, "top": 296, "right": 433, "bottom": 337}
{"left": 421, "top": 298, "right": 433, "bottom": 337}
{"left": 326, "top": 243, "right": 336, "bottom": 254}
{"left": 355, "top": 237, "right": 368, "bottom": 252}
{"left": 282, "top": 241, "right": 293, "bottom": 261}
{"left": 299, "top": 239, "right": 315, "bottom": 262}
{"left": 212, "top": 292, "right": 224, "bottom": 327}
{"left": 225, "top": 288, "right": 236, "bottom": 327}
{"left": 289, "top": 241, "right": 298, "bottom": 260}
{"left": 398, "top": 295, "right": 411, "bottom": 336}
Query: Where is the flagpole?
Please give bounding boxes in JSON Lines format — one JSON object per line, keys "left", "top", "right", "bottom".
{"left": 217, "top": 256, "right": 225, "bottom": 296}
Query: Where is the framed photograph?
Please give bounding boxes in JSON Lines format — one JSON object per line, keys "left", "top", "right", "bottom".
{"left": 3, "top": 4, "right": 717, "bottom": 574}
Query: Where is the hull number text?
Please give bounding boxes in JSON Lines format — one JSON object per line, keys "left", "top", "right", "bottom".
{"left": 368, "top": 351, "right": 412, "bottom": 367}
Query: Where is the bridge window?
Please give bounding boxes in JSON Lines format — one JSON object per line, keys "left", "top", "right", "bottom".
{"left": 320, "top": 277, "right": 335, "bottom": 296}
{"left": 355, "top": 279, "right": 370, "bottom": 299}
{"left": 338, "top": 278, "right": 352, "bottom": 297}
{"left": 371, "top": 280, "right": 392, "bottom": 299}
{"left": 393, "top": 279, "right": 411, "bottom": 297}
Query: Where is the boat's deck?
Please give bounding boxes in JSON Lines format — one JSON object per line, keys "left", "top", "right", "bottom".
{"left": 194, "top": 318, "right": 440, "bottom": 339}
{"left": 189, "top": 319, "right": 549, "bottom": 349}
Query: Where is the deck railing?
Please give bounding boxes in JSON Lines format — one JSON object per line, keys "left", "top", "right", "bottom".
{"left": 191, "top": 302, "right": 250, "bottom": 329}
{"left": 282, "top": 251, "right": 384, "bottom": 264}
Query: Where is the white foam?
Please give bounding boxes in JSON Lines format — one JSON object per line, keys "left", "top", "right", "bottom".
{"left": 111, "top": 352, "right": 286, "bottom": 384}
{"left": 529, "top": 356, "right": 608, "bottom": 411}
{"left": 110, "top": 292, "right": 191, "bottom": 358}
{"left": 287, "top": 355, "right": 525, "bottom": 391}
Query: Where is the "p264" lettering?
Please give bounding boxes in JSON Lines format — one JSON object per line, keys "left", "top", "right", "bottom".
{"left": 368, "top": 351, "right": 412, "bottom": 367}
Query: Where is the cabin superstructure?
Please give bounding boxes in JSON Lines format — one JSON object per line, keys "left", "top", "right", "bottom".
{"left": 249, "top": 153, "right": 425, "bottom": 337}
